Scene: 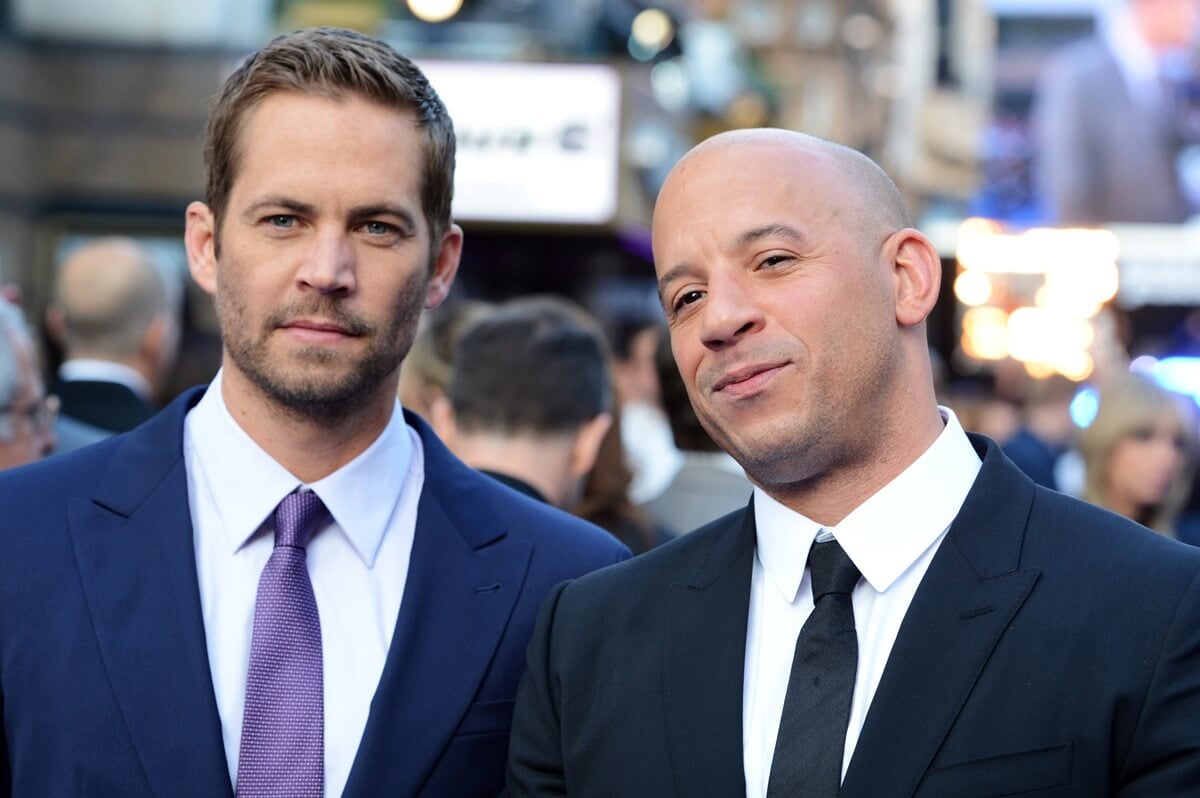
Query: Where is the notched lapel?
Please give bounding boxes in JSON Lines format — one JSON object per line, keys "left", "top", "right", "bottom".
{"left": 842, "top": 436, "right": 1042, "bottom": 798}
{"left": 343, "top": 462, "right": 531, "bottom": 797}
{"left": 663, "top": 509, "right": 756, "bottom": 798}
{"left": 68, "top": 393, "right": 232, "bottom": 798}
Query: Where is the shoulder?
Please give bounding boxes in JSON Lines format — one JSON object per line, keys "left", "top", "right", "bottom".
{"left": 1024, "top": 485, "right": 1200, "bottom": 587}
{"left": 555, "top": 506, "right": 749, "bottom": 613}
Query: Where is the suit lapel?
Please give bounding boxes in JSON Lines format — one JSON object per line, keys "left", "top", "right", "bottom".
{"left": 343, "top": 417, "right": 531, "bottom": 797}
{"left": 841, "top": 436, "right": 1041, "bottom": 798}
{"left": 67, "top": 388, "right": 233, "bottom": 798}
{"left": 664, "top": 505, "right": 756, "bottom": 797}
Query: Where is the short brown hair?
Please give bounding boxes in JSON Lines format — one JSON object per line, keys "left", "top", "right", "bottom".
{"left": 203, "top": 27, "right": 456, "bottom": 246}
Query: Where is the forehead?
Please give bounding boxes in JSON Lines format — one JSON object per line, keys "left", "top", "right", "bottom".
{"left": 231, "top": 91, "right": 425, "bottom": 211}
{"left": 651, "top": 142, "right": 851, "bottom": 268}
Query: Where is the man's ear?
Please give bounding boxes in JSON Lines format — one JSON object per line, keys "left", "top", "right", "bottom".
{"left": 886, "top": 228, "right": 941, "bottom": 328}
{"left": 426, "top": 223, "right": 463, "bottom": 310}
{"left": 568, "top": 412, "right": 615, "bottom": 480}
{"left": 185, "top": 201, "right": 219, "bottom": 296}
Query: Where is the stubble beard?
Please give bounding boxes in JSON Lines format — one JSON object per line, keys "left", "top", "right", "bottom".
{"left": 217, "top": 276, "right": 427, "bottom": 426}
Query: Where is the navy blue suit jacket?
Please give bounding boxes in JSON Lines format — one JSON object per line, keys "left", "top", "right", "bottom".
{"left": 0, "top": 387, "right": 628, "bottom": 797}
{"left": 507, "top": 435, "right": 1200, "bottom": 796}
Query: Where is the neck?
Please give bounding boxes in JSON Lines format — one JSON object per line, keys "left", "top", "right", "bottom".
{"left": 765, "top": 403, "right": 945, "bottom": 527}
{"left": 220, "top": 362, "right": 396, "bottom": 484}
{"left": 449, "top": 430, "right": 575, "bottom": 508}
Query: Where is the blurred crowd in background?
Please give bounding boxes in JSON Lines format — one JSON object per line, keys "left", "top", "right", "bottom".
{"left": 2, "top": 0, "right": 1200, "bottom": 546}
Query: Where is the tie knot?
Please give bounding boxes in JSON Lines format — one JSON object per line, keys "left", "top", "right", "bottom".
{"left": 807, "top": 538, "right": 860, "bottom": 602}
{"left": 273, "top": 490, "right": 327, "bottom": 549}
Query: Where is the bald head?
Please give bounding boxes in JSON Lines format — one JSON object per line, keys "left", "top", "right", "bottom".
{"left": 656, "top": 129, "right": 911, "bottom": 249}
{"left": 53, "top": 238, "right": 171, "bottom": 359}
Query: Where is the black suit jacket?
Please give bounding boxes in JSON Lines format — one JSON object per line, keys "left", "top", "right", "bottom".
{"left": 53, "top": 377, "right": 158, "bottom": 433}
{"left": 507, "top": 435, "right": 1200, "bottom": 797}
{"left": 0, "top": 387, "right": 629, "bottom": 796}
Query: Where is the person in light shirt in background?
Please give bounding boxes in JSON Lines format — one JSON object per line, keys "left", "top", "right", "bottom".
{"left": 1035, "top": 0, "right": 1200, "bottom": 224}
{"left": 1079, "top": 372, "right": 1197, "bottom": 537}
{"left": 507, "top": 127, "right": 1200, "bottom": 797}
{"left": 46, "top": 237, "right": 180, "bottom": 433}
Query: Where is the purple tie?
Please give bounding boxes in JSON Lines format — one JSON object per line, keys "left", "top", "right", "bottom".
{"left": 236, "top": 490, "right": 327, "bottom": 798}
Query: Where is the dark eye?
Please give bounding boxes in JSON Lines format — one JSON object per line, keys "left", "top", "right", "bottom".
{"left": 1129, "top": 427, "right": 1156, "bottom": 442}
{"left": 674, "top": 290, "right": 703, "bottom": 311}
{"left": 760, "top": 254, "right": 792, "bottom": 268}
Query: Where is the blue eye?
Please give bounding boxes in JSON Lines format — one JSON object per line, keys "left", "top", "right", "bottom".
{"left": 269, "top": 215, "right": 295, "bottom": 229}
{"left": 364, "top": 221, "right": 396, "bottom": 236}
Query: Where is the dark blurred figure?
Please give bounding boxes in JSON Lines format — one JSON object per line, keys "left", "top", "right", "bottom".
{"left": 0, "top": 299, "right": 56, "bottom": 469}
{"left": 1002, "top": 374, "right": 1079, "bottom": 491}
{"left": 643, "top": 330, "right": 751, "bottom": 536}
{"left": 591, "top": 281, "right": 680, "bottom": 504}
{"left": 1034, "top": 0, "right": 1200, "bottom": 224}
{"left": 46, "top": 238, "right": 180, "bottom": 432}
{"left": 1079, "top": 373, "right": 1197, "bottom": 537}
{"left": 435, "top": 296, "right": 614, "bottom": 512}
{"left": 397, "top": 298, "right": 492, "bottom": 421}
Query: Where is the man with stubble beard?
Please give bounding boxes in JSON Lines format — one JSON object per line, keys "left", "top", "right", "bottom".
{"left": 0, "top": 27, "right": 626, "bottom": 798}
{"left": 506, "top": 129, "right": 1200, "bottom": 797}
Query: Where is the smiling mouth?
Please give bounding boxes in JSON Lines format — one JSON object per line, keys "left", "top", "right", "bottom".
{"left": 713, "top": 363, "right": 787, "bottom": 396}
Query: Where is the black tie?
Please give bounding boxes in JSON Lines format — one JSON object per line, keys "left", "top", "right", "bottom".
{"left": 766, "top": 538, "right": 862, "bottom": 798}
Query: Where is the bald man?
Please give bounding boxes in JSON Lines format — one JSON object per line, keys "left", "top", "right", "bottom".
{"left": 48, "top": 237, "right": 180, "bottom": 433}
{"left": 506, "top": 129, "right": 1200, "bottom": 797}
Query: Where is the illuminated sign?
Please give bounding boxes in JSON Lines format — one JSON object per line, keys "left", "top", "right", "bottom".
{"left": 418, "top": 60, "right": 622, "bottom": 225}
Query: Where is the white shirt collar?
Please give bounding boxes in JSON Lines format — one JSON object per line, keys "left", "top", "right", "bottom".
{"left": 185, "top": 369, "right": 414, "bottom": 567}
{"left": 753, "top": 407, "right": 981, "bottom": 602}
{"left": 59, "top": 358, "right": 153, "bottom": 400}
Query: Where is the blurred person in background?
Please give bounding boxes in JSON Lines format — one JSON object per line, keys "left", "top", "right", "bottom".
{"left": 575, "top": 412, "right": 663, "bottom": 555}
{"left": 46, "top": 237, "right": 180, "bottom": 433}
{"left": 434, "top": 296, "right": 613, "bottom": 514}
{"left": 592, "top": 283, "right": 681, "bottom": 505}
{"left": 1079, "top": 373, "right": 1197, "bottom": 537}
{"left": 1034, "top": 0, "right": 1200, "bottom": 224}
{"left": 1002, "top": 374, "right": 1079, "bottom": 492}
{"left": 0, "top": 27, "right": 627, "bottom": 797}
{"left": 0, "top": 299, "right": 56, "bottom": 469}
{"left": 644, "top": 329, "right": 751, "bottom": 537}
{"left": 396, "top": 298, "right": 491, "bottom": 421}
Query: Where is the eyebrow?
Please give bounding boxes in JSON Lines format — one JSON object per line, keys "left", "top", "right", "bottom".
{"left": 656, "top": 223, "right": 808, "bottom": 303}
{"left": 657, "top": 263, "right": 701, "bottom": 307}
{"left": 736, "top": 223, "right": 807, "bottom": 248}
{"left": 243, "top": 196, "right": 316, "bottom": 220}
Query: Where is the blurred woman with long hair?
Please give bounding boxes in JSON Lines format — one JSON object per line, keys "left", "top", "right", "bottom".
{"left": 1079, "top": 373, "right": 1197, "bottom": 537}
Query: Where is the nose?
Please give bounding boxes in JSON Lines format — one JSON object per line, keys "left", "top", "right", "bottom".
{"left": 296, "top": 227, "right": 357, "bottom": 295}
{"left": 699, "top": 270, "right": 763, "bottom": 351}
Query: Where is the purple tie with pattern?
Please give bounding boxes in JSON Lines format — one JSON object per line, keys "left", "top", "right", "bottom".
{"left": 236, "top": 490, "right": 327, "bottom": 798}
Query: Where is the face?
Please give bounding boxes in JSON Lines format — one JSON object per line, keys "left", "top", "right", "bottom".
{"left": 185, "top": 92, "right": 461, "bottom": 422}
{"left": 0, "top": 334, "right": 55, "bottom": 471}
{"left": 1105, "top": 419, "right": 1189, "bottom": 512}
{"left": 614, "top": 327, "right": 661, "bottom": 406}
{"left": 651, "top": 140, "right": 904, "bottom": 490}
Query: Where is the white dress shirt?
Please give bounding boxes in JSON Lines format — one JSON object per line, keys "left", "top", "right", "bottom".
{"left": 183, "top": 370, "right": 423, "bottom": 796}
{"left": 742, "top": 408, "right": 981, "bottom": 798}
